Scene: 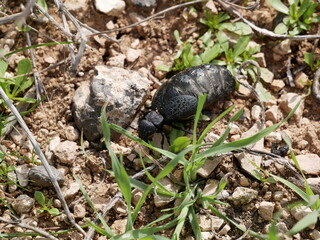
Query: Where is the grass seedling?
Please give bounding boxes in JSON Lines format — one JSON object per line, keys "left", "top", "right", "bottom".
{"left": 268, "top": 0, "right": 320, "bottom": 35}
{"left": 34, "top": 191, "right": 60, "bottom": 216}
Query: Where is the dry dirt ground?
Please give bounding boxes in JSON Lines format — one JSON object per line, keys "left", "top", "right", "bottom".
{"left": 1, "top": 0, "right": 320, "bottom": 239}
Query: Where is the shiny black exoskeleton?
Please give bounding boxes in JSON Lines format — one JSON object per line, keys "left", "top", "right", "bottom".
{"left": 138, "top": 64, "right": 236, "bottom": 140}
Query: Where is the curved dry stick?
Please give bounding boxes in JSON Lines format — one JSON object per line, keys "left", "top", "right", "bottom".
{"left": 312, "top": 67, "right": 320, "bottom": 102}
{"left": 218, "top": 0, "right": 320, "bottom": 40}
{"left": 0, "top": 216, "right": 58, "bottom": 240}
{"left": 236, "top": 60, "right": 266, "bottom": 129}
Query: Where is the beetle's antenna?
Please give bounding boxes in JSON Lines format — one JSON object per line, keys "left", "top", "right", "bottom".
{"left": 236, "top": 60, "right": 266, "bottom": 130}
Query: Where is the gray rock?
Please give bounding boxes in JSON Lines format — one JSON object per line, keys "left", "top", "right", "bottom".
{"left": 73, "top": 65, "right": 151, "bottom": 141}
{"left": 15, "top": 164, "right": 30, "bottom": 187}
{"left": 45, "top": 136, "right": 61, "bottom": 161}
{"left": 232, "top": 187, "right": 258, "bottom": 205}
{"left": 73, "top": 204, "right": 86, "bottom": 219}
{"left": 7, "top": 171, "right": 17, "bottom": 192}
{"left": 12, "top": 194, "right": 35, "bottom": 214}
{"left": 131, "top": 0, "right": 156, "bottom": 7}
{"left": 28, "top": 165, "right": 65, "bottom": 187}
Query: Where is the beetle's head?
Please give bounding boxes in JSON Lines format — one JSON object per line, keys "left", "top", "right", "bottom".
{"left": 138, "top": 111, "right": 164, "bottom": 140}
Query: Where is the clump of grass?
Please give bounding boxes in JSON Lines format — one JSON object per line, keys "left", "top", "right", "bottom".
{"left": 83, "top": 94, "right": 302, "bottom": 239}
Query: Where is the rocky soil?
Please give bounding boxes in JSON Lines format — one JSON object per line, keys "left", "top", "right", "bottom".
{"left": 1, "top": 0, "right": 320, "bottom": 239}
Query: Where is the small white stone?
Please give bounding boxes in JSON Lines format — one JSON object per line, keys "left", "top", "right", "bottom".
{"left": 74, "top": 204, "right": 86, "bottom": 219}
{"left": 270, "top": 79, "right": 286, "bottom": 91}
{"left": 197, "top": 156, "right": 222, "bottom": 178}
{"left": 273, "top": 191, "right": 283, "bottom": 201}
{"left": 294, "top": 72, "right": 309, "bottom": 89}
{"left": 53, "top": 141, "right": 78, "bottom": 165}
{"left": 65, "top": 126, "right": 80, "bottom": 141}
{"left": 218, "top": 224, "right": 231, "bottom": 235}
{"left": 260, "top": 67, "right": 274, "bottom": 83}
{"left": 265, "top": 105, "right": 279, "bottom": 123}
{"left": 126, "top": 48, "right": 143, "bottom": 63}
{"left": 310, "top": 229, "right": 320, "bottom": 240}
{"left": 273, "top": 39, "right": 291, "bottom": 55}
{"left": 291, "top": 205, "right": 315, "bottom": 229}
{"left": 202, "top": 179, "right": 219, "bottom": 196}
{"left": 131, "top": 188, "right": 143, "bottom": 206}
{"left": 198, "top": 215, "right": 224, "bottom": 231}
{"left": 232, "top": 187, "right": 258, "bottom": 205}
{"left": 235, "top": 152, "right": 262, "bottom": 176}
{"left": 229, "top": 123, "right": 240, "bottom": 135}
{"left": 94, "top": 0, "right": 125, "bottom": 16}
{"left": 265, "top": 132, "right": 282, "bottom": 143}
{"left": 12, "top": 194, "right": 35, "bottom": 214}
{"left": 62, "top": 182, "right": 80, "bottom": 199}
{"left": 279, "top": 92, "right": 304, "bottom": 122}
{"left": 251, "top": 105, "right": 262, "bottom": 121}
{"left": 252, "top": 52, "right": 266, "bottom": 67}
{"left": 154, "top": 177, "right": 181, "bottom": 207}
{"left": 295, "top": 154, "right": 320, "bottom": 175}
{"left": 15, "top": 164, "right": 30, "bottom": 187}
{"left": 110, "top": 142, "right": 131, "bottom": 155}
{"left": 259, "top": 201, "right": 275, "bottom": 221}
{"left": 110, "top": 219, "right": 127, "bottom": 235}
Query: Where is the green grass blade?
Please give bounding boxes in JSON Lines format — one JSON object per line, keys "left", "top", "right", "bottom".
{"left": 101, "top": 105, "right": 133, "bottom": 231}
{"left": 0, "top": 59, "right": 8, "bottom": 77}
{"left": 193, "top": 94, "right": 206, "bottom": 145}
{"left": 287, "top": 210, "right": 318, "bottom": 235}
{"left": 4, "top": 42, "right": 73, "bottom": 57}
{"left": 110, "top": 218, "right": 178, "bottom": 240}
{"left": 188, "top": 206, "right": 201, "bottom": 240}
{"left": 198, "top": 105, "right": 235, "bottom": 144}
{"left": 269, "top": 174, "right": 309, "bottom": 202}
{"left": 74, "top": 174, "right": 114, "bottom": 237}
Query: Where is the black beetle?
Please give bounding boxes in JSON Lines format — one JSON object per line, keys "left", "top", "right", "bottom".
{"left": 138, "top": 64, "right": 236, "bottom": 140}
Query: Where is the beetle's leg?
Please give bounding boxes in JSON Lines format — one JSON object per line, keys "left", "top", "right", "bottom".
{"left": 163, "top": 95, "right": 198, "bottom": 122}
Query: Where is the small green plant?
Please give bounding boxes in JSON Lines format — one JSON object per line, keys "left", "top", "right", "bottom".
{"left": 268, "top": 0, "right": 320, "bottom": 35}
{"left": 304, "top": 52, "right": 320, "bottom": 71}
{"left": 0, "top": 156, "right": 16, "bottom": 185}
{"left": 0, "top": 57, "right": 35, "bottom": 107}
{"left": 34, "top": 191, "right": 60, "bottom": 216}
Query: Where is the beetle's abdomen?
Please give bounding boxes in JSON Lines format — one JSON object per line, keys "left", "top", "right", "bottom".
{"left": 152, "top": 64, "right": 235, "bottom": 121}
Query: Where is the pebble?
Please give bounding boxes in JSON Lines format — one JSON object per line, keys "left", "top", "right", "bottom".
{"left": 62, "top": 182, "right": 80, "bottom": 199}
{"left": 310, "top": 229, "right": 320, "bottom": 240}
{"left": 273, "top": 39, "right": 291, "bottom": 55}
{"left": 265, "top": 105, "right": 279, "bottom": 123}
{"left": 259, "top": 201, "right": 275, "bottom": 221}
{"left": 239, "top": 176, "right": 250, "bottom": 187}
{"left": 65, "top": 126, "right": 80, "bottom": 141}
{"left": 235, "top": 152, "right": 262, "bottom": 176}
{"left": 131, "top": 0, "right": 157, "bottom": 7}
{"left": 295, "top": 154, "right": 320, "bottom": 175}
{"left": 251, "top": 105, "right": 262, "bottom": 121}
{"left": 111, "top": 142, "right": 132, "bottom": 155}
{"left": 201, "top": 232, "right": 214, "bottom": 240}
{"left": 126, "top": 48, "right": 143, "bottom": 62}
{"left": 28, "top": 165, "right": 65, "bottom": 187}
{"left": 291, "top": 205, "right": 315, "bottom": 229}
{"left": 229, "top": 123, "right": 240, "bottom": 135}
{"left": 232, "top": 187, "right": 258, "bottom": 205}
{"left": 279, "top": 93, "right": 304, "bottom": 122}
{"left": 53, "top": 140, "right": 78, "bottom": 165}
{"left": 265, "top": 132, "right": 282, "bottom": 144}
{"left": 110, "top": 219, "right": 127, "bottom": 235}
{"left": 74, "top": 204, "right": 86, "bottom": 219}
{"left": 45, "top": 136, "right": 61, "bottom": 161}
{"left": 294, "top": 72, "right": 309, "bottom": 89}
{"left": 197, "top": 156, "right": 222, "bottom": 178}
{"left": 260, "top": 67, "right": 274, "bottom": 83}
{"left": 154, "top": 177, "right": 181, "bottom": 207}
{"left": 202, "top": 179, "right": 219, "bottom": 196}
{"left": 198, "top": 214, "right": 224, "bottom": 231}
{"left": 15, "top": 164, "right": 30, "bottom": 187}
{"left": 7, "top": 171, "right": 17, "bottom": 192}
{"left": 273, "top": 191, "right": 284, "bottom": 201}
{"left": 94, "top": 0, "right": 125, "bottom": 16}
{"left": 252, "top": 52, "right": 266, "bottom": 67}
{"left": 218, "top": 224, "right": 231, "bottom": 235}
{"left": 12, "top": 194, "right": 35, "bottom": 214}
{"left": 270, "top": 79, "right": 286, "bottom": 91}
{"left": 107, "top": 54, "right": 126, "bottom": 67}
{"left": 131, "top": 188, "right": 143, "bottom": 206}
